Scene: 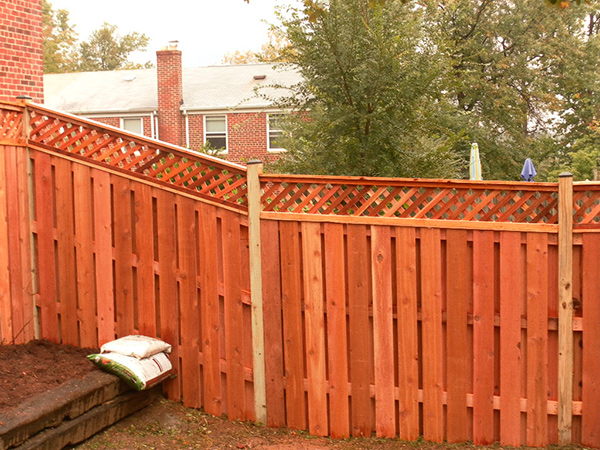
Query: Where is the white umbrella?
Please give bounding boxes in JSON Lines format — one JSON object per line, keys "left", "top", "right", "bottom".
{"left": 470, "top": 142, "right": 482, "bottom": 181}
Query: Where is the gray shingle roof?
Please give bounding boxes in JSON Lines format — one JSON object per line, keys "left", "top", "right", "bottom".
{"left": 43, "top": 63, "right": 301, "bottom": 115}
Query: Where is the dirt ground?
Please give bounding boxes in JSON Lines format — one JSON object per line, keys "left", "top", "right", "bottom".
{"left": 0, "top": 340, "right": 583, "bottom": 450}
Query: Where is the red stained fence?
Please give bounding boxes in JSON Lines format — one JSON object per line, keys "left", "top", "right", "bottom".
{"left": 1, "top": 100, "right": 600, "bottom": 447}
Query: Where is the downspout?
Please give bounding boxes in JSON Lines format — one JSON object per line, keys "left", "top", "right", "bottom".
{"left": 183, "top": 110, "right": 190, "bottom": 148}
{"left": 150, "top": 111, "right": 156, "bottom": 139}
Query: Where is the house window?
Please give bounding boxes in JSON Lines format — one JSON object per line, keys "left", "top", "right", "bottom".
{"left": 204, "top": 115, "right": 227, "bottom": 151}
{"left": 121, "top": 117, "right": 143, "bottom": 135}
{"left": 268, "top": 113, "right": 285, "bottom": 151}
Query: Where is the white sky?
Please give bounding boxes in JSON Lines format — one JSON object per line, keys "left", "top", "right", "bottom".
{"left": 47, "top": 0, "right": 299, "bottom": 68}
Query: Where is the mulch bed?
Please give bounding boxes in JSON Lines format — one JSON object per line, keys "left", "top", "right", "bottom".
{"left": 0, "top": 339, "right": 99, "bottom": 414}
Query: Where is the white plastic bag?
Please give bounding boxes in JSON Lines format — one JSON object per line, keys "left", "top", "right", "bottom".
{"left": 88, "top": 351, "right": 173, "bottom": 391}
{"left": 100, "top": 335, "right": 171, "bottom": 359}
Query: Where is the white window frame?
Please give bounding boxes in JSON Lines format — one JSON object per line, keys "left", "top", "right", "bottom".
{"left": 267, "top": 113, "right": 286, "bottom": 152}
{"left": 120, "top": 117, "right": 143, "bottom": 135}
{"left": 204, "top": 115, "right": 228, "bottom": 153}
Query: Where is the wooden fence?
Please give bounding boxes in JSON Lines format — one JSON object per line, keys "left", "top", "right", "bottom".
{"left": 1, "top": 100, "right": 600, "bottom": 447}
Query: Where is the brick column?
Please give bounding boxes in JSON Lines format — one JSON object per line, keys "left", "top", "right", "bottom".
{"left": 156, "top": 42, "right": 183, "bottom": 146}
{"left": 0, "top": 0, "right": 44, "bottom": 103}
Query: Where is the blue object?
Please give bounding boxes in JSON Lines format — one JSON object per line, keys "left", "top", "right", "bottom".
{"left": 521, "top": 158, "right": 537, "bottom": 182}
{"left": 469, "top": 142, "right": 482, "bottom": 181}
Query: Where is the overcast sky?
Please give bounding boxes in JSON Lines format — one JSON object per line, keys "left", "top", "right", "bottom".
{"left": 47, "top": 0, "right": 299, "bottom": 68}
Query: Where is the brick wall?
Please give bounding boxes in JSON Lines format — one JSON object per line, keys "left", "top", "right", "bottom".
{"left": 0, "top": 0, "right": 44, "bottom": 103}
{"left": 156, "top": 45, "right": 183, "bottom": 146}
{"left": 228, "top": 112, "right": 269, "bottom": 163}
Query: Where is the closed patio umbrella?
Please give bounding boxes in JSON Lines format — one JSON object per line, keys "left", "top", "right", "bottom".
{"left": 470, "top": 142, "right": 482, "bottom": 181}
{"left": 521, "top": 158, "right": 537, "bottom": 182}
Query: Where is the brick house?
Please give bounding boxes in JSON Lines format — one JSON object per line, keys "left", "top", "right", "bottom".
{"left": 43, "top": 43, "right": 301, "bottom": 164}
{"left": 0, "top": 0, "right": 44, "bottom": 103}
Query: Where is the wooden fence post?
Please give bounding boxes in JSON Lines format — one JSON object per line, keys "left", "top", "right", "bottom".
{"left": 247, "top": 159, "right": 267, "bottom": 424}
{"left": 558, "top": 172, "right": 574, "bottom": 445}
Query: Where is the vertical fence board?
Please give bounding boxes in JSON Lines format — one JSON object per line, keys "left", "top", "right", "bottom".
{"left": 526, "top": 233, "right": 549, "bottom": 447}
{"left": 32, "top": 152, "right": 58, "bottom": 342}
{"left": 14, "top": 146, "right": 33, "bottom": 343}
{"left": 324, "top": 222, "right": 350, "bottom": 438}
{"left": 279, "top": 220, "right": 306, "bottom": 430}
{"left": 261, "top": 219, "right": 285, "bottom": 427}
{"left": 73, "top": 164, "right": 96, "bottom": 347}
{"left": 347, "top": 224, "right": 372, "bottom": 437}
{"left": 155, "top": 189, "right": 180, "bottom": 400}
{"left": 199, "top": 203, "right": 222, "bottom": 415}
{"left": 112, "top": 176, "right": 134, "bottom": 337}
{"left": 223, "top": 210, "right": 246, "bottom": 421}
{"left": 54, "top": 158, "right": 77, "bottom": 345}
{"left": 134, "top": 184, "right": 156, "bottom": 336}
{"left": 0, "top": 146, "right": 13, "bottom": 343}
{"left": 446, "top": 229, "right": 470, "bottom": 442}
{"left": 582, "top": 233, "right": 600, "bottom": 447}
{"left": 371, "top": 226, "right": 395, "bottom": 438}
{"left": 420, "top": 228, "right": 444, "bottom": 442}
{"left": 302, "top": 221, "right": 328, "bottom": 436}
{"left": 92, "top": 169, "right": 115, "bottom": 346}
{"left": 395, "top": 226, "right": 419, "bottom": 441}
{"left": 472, "top": 230, "right": 495, "bottom": 444}
{"left": 178, "top": 196, "right": 201, "bottom": 408}
{"left": 499, "top": 232, "right": 523, "bottom": 446}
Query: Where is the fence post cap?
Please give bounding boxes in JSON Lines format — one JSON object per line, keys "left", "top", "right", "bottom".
{"left": 247, "top": 159, "right": 263, "bottom": 165}
{"left": 559, "top": 172, "right": 573, "bottom": 178}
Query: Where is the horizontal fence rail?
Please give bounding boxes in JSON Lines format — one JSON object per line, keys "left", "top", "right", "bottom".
{"left": 1, "top": 100, "right": 600, "bottom": 448}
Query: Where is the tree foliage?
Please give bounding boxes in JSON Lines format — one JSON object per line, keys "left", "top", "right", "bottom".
{"left": 268, "top": 0, "right": 600, "bottom": 180}
{"left": 78, "top": 23, "right": 152, "bottom": 71}
{"left": 269, "top": 0, "right": 460, "bottom": 178}
{"left": 43, "top": 1, "right": 152, "bottom": 73}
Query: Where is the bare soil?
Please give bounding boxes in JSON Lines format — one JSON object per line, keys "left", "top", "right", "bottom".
{"left": 0, "top": 340, "right": 583, "bottom": 450}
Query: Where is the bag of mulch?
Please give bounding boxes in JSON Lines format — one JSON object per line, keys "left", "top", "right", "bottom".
{"left": 100, "top": 335, "right": 171, "bottom": 359}
{"left": 87, "top": 351, "right": 174, "bottom": 391}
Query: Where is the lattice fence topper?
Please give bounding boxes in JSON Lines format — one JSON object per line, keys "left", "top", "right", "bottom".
{"left": 574, "top": 184, "right": 600, "bottom": 226}
{"left": 261, "top": 175, "right": 560, "bottom": 223}
{"left": 26, "top": 104, "right": 248, "bottom": 209}
{"left": 0, "top": 104, "right": 25, "bottom": 141}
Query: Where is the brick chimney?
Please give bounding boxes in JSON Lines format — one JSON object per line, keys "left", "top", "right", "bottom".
{"left": 0, "top": 0, "right": 44, "bottom": 103}
{"left": 156, "top": 41, "right": 184, "bottom": 146}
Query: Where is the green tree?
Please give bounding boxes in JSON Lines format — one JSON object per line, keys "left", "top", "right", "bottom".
{"left": 78, "top": 23, "right": 152, "bottom": 71}
{"left": 269, "top": 0, "right": 460, "bottom": 178}
{"left": 419, "top": 0, "right": 600, "bottom": 180}
{"left": 42, "top": 0, "right": 79, "bottom": 73}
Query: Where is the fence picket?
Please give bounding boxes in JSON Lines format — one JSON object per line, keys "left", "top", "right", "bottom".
{"left": 472, "top": 230, "right": 495, "bottom": 444}
{"left": 347, "top": 224, "right": 373, "bottom": 437}
{"left": 302, "top": 221, "right": 328, "bottom": 436}
{"left": 500, "top": 232, "right": 523, "bottom": 446}
{"left": 73, "top": 164, "right": 96, "bottom": 347}
{"left": 155, "top": 189, "right": 180, "bottom": 400}
{"left": 0, "top": 146, "right": 13, "bottom": 343}
{"left": 261, "top": 219, "right": 286, "bottom": 427}
{"left": 54, "top": 158, "right": 78, "bottom": 345}
{"left": 582, "top": 233, "right": 600, "bottom": 446}
{"left": 178, "top": 196, "right": 201, "bottom": 408}
{"left": 112, "top": 176, "right": 135, "bottom": 337}
{"left": 420, "top": 228, "right": 444, "bottom": 442}
{"left": 395, "top": 227, "right": 419, "bottom": 441}
{"left": 371, "top": 226, "right": 395, "bottom": 438}
{"left": 526, "top": 233, "right": 549, "bottom": 446}
{"left": 199, "top": 203, "right": 222, "bottom": 415}
{"left": 223, "top": 209, "right": 246, "bottom": 420}
{"left": 134, "top": 183, "right": 156, "bottom": 336}
{"left": 32, "top": 152, "right": 58, "bottom": 342}
{"left": 279, "top": 220, "right": 306, "bottom": 430}
{"left": 446, "top": 229, "right": 470, "bottom": 442}
{"left": 324, "top": 222, "right": 350, "bottom": 438}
